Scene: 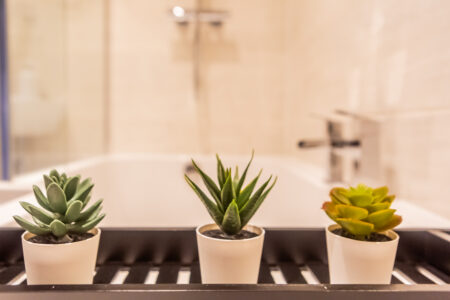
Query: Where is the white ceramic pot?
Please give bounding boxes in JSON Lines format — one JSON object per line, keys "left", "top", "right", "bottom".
{"left": 326, "top": 224, "right": 399, "bottom": 284}
{"left": 196, "top": 224, "right": 265, "bottom": 284}
{"left": 22, "top": 228, "right": 101, "bottom": 285}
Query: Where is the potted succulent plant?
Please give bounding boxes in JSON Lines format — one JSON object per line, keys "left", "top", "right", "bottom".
{"left": 322, "top": 184, "right": 402, "bottom": 284}
{"left": 185, "top": 152, "right": 277, "bottom": 284}
{"left": 13, "top": 170, "right": 105, "bottom": 285}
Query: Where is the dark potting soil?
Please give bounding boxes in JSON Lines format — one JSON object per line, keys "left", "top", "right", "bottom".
{"left": 203, "top": 229, "right": 258, "bottom": 240}
{"left": 332, "top": 228, "right": 392, "bottom": 242}
{"left": 28, "top": 232, "right": 94, "bottom": 244}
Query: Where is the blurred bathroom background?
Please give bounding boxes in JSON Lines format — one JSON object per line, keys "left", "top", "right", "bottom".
{"left": 0, "top": 0, "right": 449, "bottom": 220}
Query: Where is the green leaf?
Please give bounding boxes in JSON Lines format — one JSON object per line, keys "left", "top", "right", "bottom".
{"left": 49, "top": 170, "right": 60, "bottom": 181}
{"left": 216, "top": 154, "right": 226, "bottom": 188}
{"left": 322, "top": 201, "right": 339, "bottom": 221}
{"left": 13, "top": 216, "right": 51, "bottom": 235}
{"left": 336, "top": 218, "right": 374, "bottom": 236}
{"left": 383, "top": 195, "right": 396, "bottom": 204}
{"left": 64, "top": 176, "right": 80, "bottom": 200}
{"left": 69, "top": 214, "right": 105, "bottom": 234}
{"left": 366, "top": 209, "right": 396, "bottom": 229}
{"left": 82, "top": 195, "right": 91, "bottom": 209}
{"left": 46, "top": 183, "right": 67, "bottom": 214}
{"left": 192, "top": 159, "right": 222, "bottom": 206}
{"left": 374, "top": 214, "right": 402, "bottom": 232}
{"left": 236, "top": 170, "right": 261, "bottom": 208}
{"left": 233, "top": 166, "right": 239, "bottom": 192}
{"left": 336, "top": 205, "right": 368, "bottom": 220}
{"left": 366, "top": 202, "right": 391, "bottom": 213}
{"left": 32, "top": 185, "right": 53, "bottom": 212}
{"left": 76, "top": 199, "right": 103, "bottom": 222}
{"left": 240, "top": 176, "right": 277, "bottom": 227}
{"left": 235, "top": 151, "right": 254, "bottom": 197}
{"left": 221, "top": 200, "right": 241, "bottom": 235}
{"left": 185, "top": 175, "right": 223, "bottom": 225}
{"left": 221, "top": 174, "right": 234, "bottom": 210}
{"left": 348, "top": 194, "right": 372, "bottom": 207}
{"left": 70, "top": 181, "right": 94, "bottom": 202}
{"left": 65, "top": 200, "right": 83, "bottom": 223}
{"left": 329, "top": 188, "right": 350, "bottom": 205}
{"left": 372, "top": 186, "right": 389, "bottom": 203}
{"left": 43, "top": 175, "right": 54, "bottom": 189}
{"left": 20, "top": 201, "right": 54, "bottom": 224}
{"left": 50, "top": 219, "right": 67, "bottom": 237}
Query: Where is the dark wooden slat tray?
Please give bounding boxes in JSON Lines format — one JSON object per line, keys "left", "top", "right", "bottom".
{"left": 0, "top": 227, "right": 449, "bottom": 299}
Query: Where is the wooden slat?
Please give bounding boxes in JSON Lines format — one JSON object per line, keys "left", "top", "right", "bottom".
{"left": 307, "top": 262, "right": 329, "bottom": 284}
{"left": 124, "top": 265, "right": 151, "bottom": 284}
{"left": 279, "top": 262, "right": 306, "bottom": 284}
{"left": 189, "top": 262, "right": 201, "bottom": 284}
{"left": 258, "top": 263, "right": 274, "bottom": 284}
{"left": 391, "top": 275, "right": 402, "bottom": 284}
{"left": 0, "top": 265, "right": 23, "bottom": 284}
{"left": 156, "top": 263, "right": 180, "bottom": 284}
{"left": 93, "top": 265, "right": 120, "bottom": 284}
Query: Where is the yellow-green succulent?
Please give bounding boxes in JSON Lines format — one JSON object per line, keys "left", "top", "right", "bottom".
{"left": 322, "top": 184, "right": 402, "bottom": 239}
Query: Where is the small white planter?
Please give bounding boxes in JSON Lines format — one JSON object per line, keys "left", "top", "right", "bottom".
{"left": 196, "top": 224, "right": 264, "bottom": 284}
{"left": 326, "top": 224, "right": 399, "bottom": 284}
{"left": 22, "top": 228, "right": 101, "bottom": 285}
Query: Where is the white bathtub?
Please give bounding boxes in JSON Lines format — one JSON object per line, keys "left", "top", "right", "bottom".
{"left": 1, "top": 154, "right": 449, "bottom": 228}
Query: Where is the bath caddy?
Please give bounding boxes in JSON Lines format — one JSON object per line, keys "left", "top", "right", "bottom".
{"left": 0, "top": 228, "right": 448, "bottom": 299}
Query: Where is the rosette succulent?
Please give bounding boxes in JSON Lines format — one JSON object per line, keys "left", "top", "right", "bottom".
{"left": 13, "top": 170, "right": 105, "bottom": 242}
{"left": 322, "top": 184, "right": 402, "bottom": 240}
{"left": 185, "top": 152, "right": 277, "bottom": 235}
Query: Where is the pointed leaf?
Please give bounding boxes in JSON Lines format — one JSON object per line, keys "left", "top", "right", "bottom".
{"left": 374, "top": 215, "right": 402, "bottom": 232}
{"left": 221, "top": 174, "right": 234, "bottom": 210}
{"left": 348, "top": 194, "right": 372, "bottom": 207}
{"left": 366, "top": 209, "right": 396, "bottom": 229}
{"left": 336, "top": 205, "right": 368, "bottom": 220}
{"left": 373, "top": 186, "right": 389, "bottom": 203}
{"left": 20, "top": 201, "right": 54, "bottom": 224}
{"left": 32, "top": 216, "right": 50, "bottom": 228}
{"left": 192, "top": 159, "right": 221, "bottom": 205}
{"left": 383, "top": 195, "right": 396, "bottom": 204}
{"left": 330, "top": 188, "right": 350, "bottom": 204}
{"left": 233, "top": 166, "right": 239, "bottom": 191}
{"left": 85, "top": 205, "right": 102, "bottom": 222}
{"left": 49, "top": 169, "right": 60, "bottom": 181}
{"left": 46, "top": 183, "right": 67, "bottom": 214}
{"left": 50, "top": 219, "right": 67, "bottom": 237}
{"left": 240, "top": 176, "right": 277, "bottom": 227}
{"left": 185, "top": 175, "right": 223, "bottom": 225}
{"left": 221, "top": 200, "right": 241, "bottom": 235}
{"left": 236, "top": 170, "right": 261, "bottom": 208}
{"left": 336, "top": 218, "right": 374, "bottom": 236}
{"left": 69, "top": 214, "right": 105, "bottom": 234}
{"left": 64, "top": 176, "right": 80, "bottom": 200}
{"left": 32, "top": 185, "right": 53, "bottom": 211}
{"left": 82, "top": 195, "right": 91, "bottom": 209}
{"left": 65, "top": 200, "right": 83, "bottom": 223}
{"left": 235, "top": 151, "right": 254, "bottom": 197}
{"left": 13, "top": 216, "right": 51, "bottom": 235}
{"left": 71, "top": 181, "right": 94, "bottom": 202}
{"left": 76, "top": 199, "right": 103, "bottom": 222}
{"left": 366, "top": 202, "right": 390, "bottom": 213}
{"left": 43, "top": 175, "right": 54, "bottom": 189}
{"left": 216, "top": 154, "right": 226, "bottom": 188}
{"left": 322, "top": 201, "right": 339, "bottom": 221}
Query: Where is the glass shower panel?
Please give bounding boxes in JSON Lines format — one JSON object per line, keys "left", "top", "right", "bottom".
{"left": 6, "top": 0, "right": 107, "bottom": 177}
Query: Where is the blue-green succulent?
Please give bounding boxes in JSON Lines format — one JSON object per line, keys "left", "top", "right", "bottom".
{"left": 13, "top": 169, "right": 105, "bottom": 242}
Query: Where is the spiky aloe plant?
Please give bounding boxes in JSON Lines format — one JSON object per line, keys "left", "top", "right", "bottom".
{"left": 322, "top": 184, "right": 402, "bottom": 240}
{"left": 185, "top": 152, "right": 277, "bottom": 236}
{"left": 13, "top": 169, "right": 105, "bottom": 243}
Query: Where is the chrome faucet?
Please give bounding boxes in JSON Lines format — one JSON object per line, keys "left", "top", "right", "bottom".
{"left": 298, "top": 114, "right": 361, "bottom": 183}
